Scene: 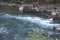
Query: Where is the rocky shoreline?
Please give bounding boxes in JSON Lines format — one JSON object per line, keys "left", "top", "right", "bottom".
{"left": 0, "top": 2, "right": 60, "bottom": 21}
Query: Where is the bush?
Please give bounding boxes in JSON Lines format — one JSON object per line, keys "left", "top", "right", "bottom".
{"left": 26, "top": 28, "right": 50, "bottom": 40}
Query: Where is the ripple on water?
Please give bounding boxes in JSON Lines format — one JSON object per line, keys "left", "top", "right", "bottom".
{"left": 0, "top": 12, "right": 59, "bottom": 40}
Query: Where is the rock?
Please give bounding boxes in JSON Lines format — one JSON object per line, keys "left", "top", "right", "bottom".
{"left": 23, "top": 6, "right": 40, "bottom": 13}
{"left": 23, "top": 6, "right": 35, "bottom": 13}
{"left": 53, "top": 25, "right": 60, "bottom": 31}
{"left": 53, "top": 14, "right": 60, "bottom": 22}
{"left": 39, "top": 10, "right": 51, "bottom": 18}
{"left": 51, "top": 11, "right": 57, "bottom": 16}
{"left": 19, "top": 4, "right": 40, "bottom": 13}
{"left": 50, "top": 10, "right": 60, "bottom": 22}
{"left": 50, "top": 7, "right": 60, "bottom": 20}
{"left": 19, "top": 5, "right": 24, "bottom": 13}
{"left": 51, "top": 10, "right": 59, "bottom": 16}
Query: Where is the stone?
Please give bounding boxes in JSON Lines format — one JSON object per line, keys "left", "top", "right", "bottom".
{"left": 19, "top": 5, "right": 24, "bottom": 13}
{"left": 53, "top": 14, "right": 60, "bottom": 22}
{"left": 18, "top": 4, "right": 44, "bottom": 13}
{"left": 39, "top": 10, "right": 51, "bottom": 18}
{"left": 53, "top": 25, "right": 60, "bottom": 31}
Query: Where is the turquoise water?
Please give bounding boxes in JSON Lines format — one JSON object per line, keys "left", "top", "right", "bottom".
{"left": 0, "top": 12, "right": 60, "bottom": 40}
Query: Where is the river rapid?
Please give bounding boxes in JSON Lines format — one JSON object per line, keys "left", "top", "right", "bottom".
{"left": 0, "top": 11, "right": 60, "bottom": 40}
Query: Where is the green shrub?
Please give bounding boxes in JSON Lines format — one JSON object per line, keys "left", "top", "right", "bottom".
{"left": 26, "top": 28, "right": 50, "bottom": 40}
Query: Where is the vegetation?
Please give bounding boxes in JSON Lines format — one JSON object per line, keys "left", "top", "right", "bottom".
{"left": 26, "top": 28, "right": 51, "bottom": 40}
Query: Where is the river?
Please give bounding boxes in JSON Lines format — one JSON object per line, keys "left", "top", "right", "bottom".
{"left": 0, "top": 11, "right": 60, "bottom": 40}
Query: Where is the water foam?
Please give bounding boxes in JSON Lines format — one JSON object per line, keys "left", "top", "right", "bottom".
{"left": 2, "top": 14, "right": 59, "bottom": 29}
{"left": 0, "top": 27, "right": 8, "bottom": 34}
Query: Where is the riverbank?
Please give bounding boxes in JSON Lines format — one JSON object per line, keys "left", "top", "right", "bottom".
{"left": 0, "top": 2, "right": 60, "bottom": 12}
{"left": 1, "top": 2, "right": 60, "bottom": 19}
{"left": 0, "top": 2, "right": 20, "bottom": 13}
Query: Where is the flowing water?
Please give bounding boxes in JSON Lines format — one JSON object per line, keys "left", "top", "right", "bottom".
{"left": 0, "top": 11, "right": 60, "bottom": 40}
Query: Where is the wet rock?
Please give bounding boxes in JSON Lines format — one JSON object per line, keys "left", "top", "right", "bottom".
{"left": 40, "top": 10, "right": 51, "bottom": 18}
{"left": 50, "top": 8, "right": 60, "bottom": 20}
{"left": 53, "top": 25, "right": 60, "bottom": 31}
{"left": 53, "top": 14, "right": 60, "bottom": 22}
{"left": 49, "top": 10, "right": 60, "bottom": 23}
